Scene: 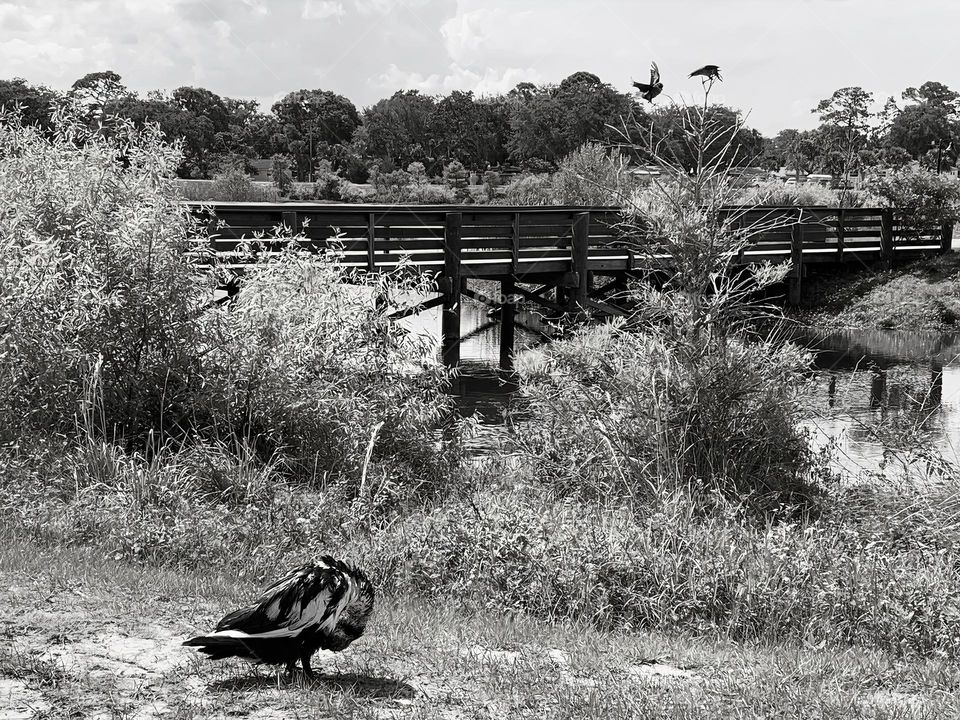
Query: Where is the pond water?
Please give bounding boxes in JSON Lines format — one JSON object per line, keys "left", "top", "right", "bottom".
{"left": 403, "top": 298, "right": 960, "bottom": 477}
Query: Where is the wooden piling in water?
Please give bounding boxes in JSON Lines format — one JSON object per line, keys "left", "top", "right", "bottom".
{"left": 442, "top": 212, "right": 462, "bottom": 367}
{"left": 789, "top": 215, "right": 804, "bottom": 306}
{"left": 500, "top": 277, "right": 515, "bottom": 370}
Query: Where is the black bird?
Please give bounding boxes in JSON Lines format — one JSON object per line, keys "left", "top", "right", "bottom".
{"left": 632, "top": 62, "right": 663, "bottom": 103}
{"left": 689, "top": 65, "right": 722, "bottom": 82}
{"left": 184, "top": 557, "right": 375, "bottom": 678}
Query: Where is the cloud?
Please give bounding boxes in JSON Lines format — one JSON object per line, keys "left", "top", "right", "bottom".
{"left": 302, "top": 0, "right": 345, "bottom": 20}
{"left": 374, "top": 62, "right": 541, "bottom": 96}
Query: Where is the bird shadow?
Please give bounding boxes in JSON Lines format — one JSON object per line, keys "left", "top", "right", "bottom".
{"left": 210, "top": 671, "right": 415, "bottom": 699}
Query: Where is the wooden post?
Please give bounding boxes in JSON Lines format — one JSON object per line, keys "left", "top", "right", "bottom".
{"left": 880, "top": 208, "right": 894, "bottom": 267}
{"left": 568, "top": 212, "right": 590, "bottom": 315}
{"left": 789, "top": 215, "right": 803, "bottom": 306}
{"left": 941, "top": 222, "right": 954, "bottom": 254}
{"left": 500, "top": 277, "right": 516, "bottom": 370}
{"left": 442, "top": 212, "right": 462, "bottom": 368}
{"left": 511, "top": 212, "right": 520, "bottom": 274}
{"left": 366, "top": 212, "right": 376, "bottom": 271}
{"left": 281, "top": 210, "right": 298, "bottom": 235}
{"left": 836, "top": 208, "right": 845, "bottom": 262}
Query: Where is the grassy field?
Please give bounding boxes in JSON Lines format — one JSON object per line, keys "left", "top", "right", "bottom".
{"left": 2, "top": 538, "right": 958, "bottom": 720}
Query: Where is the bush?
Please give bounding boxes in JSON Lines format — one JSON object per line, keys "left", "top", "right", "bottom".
{"left": 499, "top": 173, "right": 554, "bottom": 205}
{"left": 211, "top": 166, "right": 267, "bottom": 201}
{"left": 552, "top": 142, "right": 632, "bottom": 205}
{"left": 313, "top": 159, "right": 342, "bottom": 201}
{"left": 442, "top": 160, "right": 470, "bottom": 201}
{"left": 739, "top": 179, "right": 846, "bottom": 207}
{"left": 866, "top": 165, "right": 960, "bottom": 239}
{"left": 404, "top": 184, "right": 456, "bottom": 204}
{"left": 0, "top": 109, "right": 206, "bottom": 442}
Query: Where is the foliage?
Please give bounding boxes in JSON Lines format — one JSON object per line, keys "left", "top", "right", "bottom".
{"left": 313, "top": 159, "right": 342, "bottom": 201}
{"left": 210, "top": 166, "right": 264, "bottom": 201}
{"left": 498, "top": 173, "right": 554, "bottom": 205}
{"left": 270, "top": 153, "right": 293, "bottom": 197}
{"left": 369, "top": 164, "right": 412, "bottom": 202}
{"left": 271, "top": 89, "right": 361, "bottom": 181}
{"left": 0, "top": 78, "right": 59, "bottom": 129}
{"left": 0, "top": 108, "right": 204, "bottom": 442}
{"left": 551, "top": 142, "right": 633, "bottom": 206}
{"left": 641, "top": 104, "right": 765, "bottom": 171}
{"left": 888, "top": 81, "right": 960, "bottom": 172}
{"left": 867, "top": 165, "right": 960, "bottom": 238}
{"left": 739, "top": 179, "right": 847, "bottom": 207}
{"left": 442, "top": 160, "right": 470, "bottom": 201}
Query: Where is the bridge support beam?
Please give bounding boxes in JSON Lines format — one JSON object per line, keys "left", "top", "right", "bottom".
{"left": 442, "top": 212, "right": 462, "bottom": 367}
{"left": 500, "top": 277, "right": 516, "bottom": 369}
{"left": 567, "top": 212, "right": 591, "bottom": 317}
{"left": 788, "top": 218, "right": 804, "bottom": 306}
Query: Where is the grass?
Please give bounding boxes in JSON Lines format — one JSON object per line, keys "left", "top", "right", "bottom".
{"left": 795, "top": 253, "right": 960, "bottom": 330}
{"left": 2, "top": 537, "right": 958, "bottom": 719}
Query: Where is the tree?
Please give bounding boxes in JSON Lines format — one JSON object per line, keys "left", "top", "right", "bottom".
{"left": 772, "top": 128, "right": 818, "bottom": 181}
{"left": 69, "top": 70, "right": 129, "bottom": 120}
{"left": 506, "top": 73, "right": 637, "bottom": 166}
{"left": 357, "top": 90, "right": 436, "bottom": 170}
{"left": 812, "top": 86, "right": 874, "bottom": 193}
{"left": 645, "top": 105, "right": 764, "bottom": 170}
{"left": 272, "top": 90, "right": 361, "bottom": 181}
{"left": 887, "top": 81, "right": 960, "bottom": 173}
{"left": 0, "top": 78, "right": 58, "bottom": 128}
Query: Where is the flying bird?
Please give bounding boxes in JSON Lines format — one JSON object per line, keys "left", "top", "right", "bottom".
{"left": 632, "top": 62, "right": 663, "bottom": 103}
{"left": 184, "top": 557, "right": 375, "bottom": 678}
{"left": 689, "top": 65, "right": 722, "bottom": 82}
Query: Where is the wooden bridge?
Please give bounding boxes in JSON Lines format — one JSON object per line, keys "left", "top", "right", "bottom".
{"left": 189, "top": 202, "right": 954, "bottom": 367}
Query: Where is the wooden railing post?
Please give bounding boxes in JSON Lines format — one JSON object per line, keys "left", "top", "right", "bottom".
{"left": 442, "top": 212, "right": 462, "bottom": 368}
{"left": 366, "top": 212, "right": 376, "bottom": 271}
{"left": 880, "top": 208, "right": 894, "bottom": 267}
{"left": 941, "top": 222, "right": 954, "bottom": 254}
{"left": 568, "top": 212, "right": 590, "bottom": 315}
{"left": 511, "top": 212, "right": 520, "bottom": 274}
{"left": 281, "top": 210, "right": 298, "bottom": 235}
{"left": 500, "top": 276, "right": 515, "bottom": 370}
{"left": 789, "top": 212, "right": 803, "bottom": 306}
{"left": 836, "top": 208, "right": 845, "bottom": 261}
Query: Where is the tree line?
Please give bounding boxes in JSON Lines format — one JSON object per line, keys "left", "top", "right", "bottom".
{"left": 1, "top": 70, "right": 958, "bottom": 183}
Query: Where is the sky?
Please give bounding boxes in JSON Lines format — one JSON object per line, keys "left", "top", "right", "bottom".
{"left": 0, "top": 0, "right": 957, "bottom": 137}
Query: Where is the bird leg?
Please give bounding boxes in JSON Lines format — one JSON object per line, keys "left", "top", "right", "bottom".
{"left": 283, "top": 659, "right": 297, "bottom": 681}
{"left": 300, "top": 653, "right": 315, "bottom": 680}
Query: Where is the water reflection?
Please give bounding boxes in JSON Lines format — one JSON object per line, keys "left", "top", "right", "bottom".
{"left": 404, "top": 293, "right": 960, "bottom": 475}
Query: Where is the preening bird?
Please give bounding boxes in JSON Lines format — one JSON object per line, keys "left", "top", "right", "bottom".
{"left": 632, "top": 62, "right": 663, "bottom": 103}
{"left": 689, "top": 65, "right": 722, "bottom": 82}
{"left": 183, "top": 557, "right": 375, "bottom": 678}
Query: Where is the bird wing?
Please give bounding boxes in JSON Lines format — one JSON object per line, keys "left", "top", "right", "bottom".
{"left": 650, "top": 62, "right": 660, "bottom": 85}
{"left": 632, "top": 80, "right": 652, "bottom": 92}
{"left": 213, "top": 563, "right": 348, "bottom": 638}
{"left": 689, "top": 65, "right": 721, "bottom": 80}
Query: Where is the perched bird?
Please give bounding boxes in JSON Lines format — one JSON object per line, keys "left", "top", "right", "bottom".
{"left": 632, "top": 62, "right": 663, "bottom": 103}
{"left": 689, "top": 65, "right": 722, "bottom": 82}
{"left": 183, "top": 557, "right": 375, "bottom": 678}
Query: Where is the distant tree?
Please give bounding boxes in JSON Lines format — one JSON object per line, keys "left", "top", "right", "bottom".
{"left": 0, "top": 78, "right": 58, "bottom": 128}
{"left": 442, "top": 160, "right": 470, "bottom": 201}
{"left": 552, "top": 142, "right": 631, "bottom": 206}
{"left": 812, "top": 86, "right": 874, "bottom": 195}
{"left": 357, "top": 90, "right": 436, "bottom": 170}
{"left": 887, "top": 81, "right": 960, "bottom": 173}
{"left": 69, "top": 70, "right": 129, "bottom": 120}
{"left": 772, "top": 128, "right": 818, "bottom": 181}
{"left": 430, "top": 90, "right": 510, "bottom": 169}
{"left": 507, "top": 73, "right": 637, "bottom": 166}
{"left": 273, "top": 90, "right": 361, "bottom": 181}
{"left": 271, "top": 154, "right": 293, "bottom": 197}
{"left": 407, "top": 161, "right": 427, "bottom": 186}
{"left": 646, "top": 105, "right": 764, "bottom": 170}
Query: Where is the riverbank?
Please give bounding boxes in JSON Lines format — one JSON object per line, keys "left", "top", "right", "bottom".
{"left": 792, "top": 252, "right": 960, "bottom": 331}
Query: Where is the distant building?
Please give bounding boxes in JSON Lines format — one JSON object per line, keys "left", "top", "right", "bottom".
{"left": 248, "top": 159, "right": 273, "bottom": 181}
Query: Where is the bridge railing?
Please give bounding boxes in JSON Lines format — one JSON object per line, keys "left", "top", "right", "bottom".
{"left": 188, "top": 202, "right": 952, "bottom": 276}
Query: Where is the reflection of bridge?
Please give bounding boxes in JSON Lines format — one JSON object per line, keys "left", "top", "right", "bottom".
{"left": 190, "top": 202, "right": 953, "bottom": 367}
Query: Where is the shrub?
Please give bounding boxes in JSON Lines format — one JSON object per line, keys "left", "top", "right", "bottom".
{"left": 369, "top": 165, "right": 411, "bottom": 202}
{"left": 499, "top": 173, "right": 554, "bottom": 205}
{"left": 313, "top": 159, "right": 342, "bottom": 201}
{"left": 552, "top": 142, "right": 633, "bottom": 205}
{"left": 442, "top": 160, "right": 470, "bottom": 201}
{"left": 866, "top": 165, "right": 960, "bottom": 239}
{"left": 0, "top": 108, "right": 206, "bottom": 442}
{"left": 211, "top": 166, "right": 265, "bottom": 201}
{"left": 404, "top": 184, "right": 456, "bottom": 204}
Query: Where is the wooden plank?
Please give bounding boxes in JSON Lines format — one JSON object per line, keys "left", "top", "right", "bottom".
{"left": 570, "top": 212, "right": 590, "bottom": 314}
{"left": 388, "top": 294, "right": 444, "bottom": 320}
